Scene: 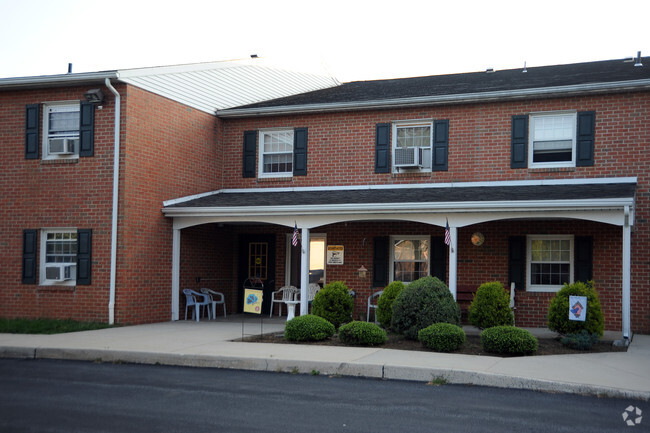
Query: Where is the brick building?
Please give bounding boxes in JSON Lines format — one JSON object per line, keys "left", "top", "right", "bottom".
{"left": 3, "top": 56, "right": 649, "bottom": 338}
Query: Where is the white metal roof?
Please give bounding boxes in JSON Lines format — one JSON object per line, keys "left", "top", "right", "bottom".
{"left": 116, "top": 58, "right": 340, "bottom": 113}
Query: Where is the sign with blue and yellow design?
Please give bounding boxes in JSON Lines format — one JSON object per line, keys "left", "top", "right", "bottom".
{"left": 244, "top": 289, "right": 263, "bottom": 314}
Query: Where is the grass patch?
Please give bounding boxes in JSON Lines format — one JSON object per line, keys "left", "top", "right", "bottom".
{"left": 0, "top": 318, "right": 112, "bottom": 334}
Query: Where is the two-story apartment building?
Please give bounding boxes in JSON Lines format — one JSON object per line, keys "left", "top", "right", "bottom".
{"left": 163, "top": 56, "right": 649, "bottom": 339}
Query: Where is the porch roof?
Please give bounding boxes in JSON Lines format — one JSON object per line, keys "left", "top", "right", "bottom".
{"left": 163, "top": 179, "right": 636, "bottom": 226}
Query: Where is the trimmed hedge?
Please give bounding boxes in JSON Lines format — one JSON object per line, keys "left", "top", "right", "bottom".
{"left": 391, "top": 276, "right": 461, "bottom": 340}
{"left": 284, "top": 315, "right": 335, "bottom": 342}
{"left": 376, "top": 281, "right": 404, "bottom": 328}
{"left": 338, "top": 321, "right": 387, "bottom": 346}
{"left": 468, "top": 281, "right": 514, "bottom": 329}
{"left": 547, "top": 281, "right": 604, "bottom": 337}
{"left": 312, "top": 281, "right": 354, "bottom": 328}
{"left": 418, "top": 323, "right": 466, "bottom": 352}
{"left": 481, "top": 326, "right": 538, "bottom": 355}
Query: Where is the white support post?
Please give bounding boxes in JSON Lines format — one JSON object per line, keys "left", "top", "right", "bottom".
{"left": 300, "top": 228, "right": 310, "bottom": 316}
{"left": 171, "top": 227, "right": 181, "bottom": 321}
{"left": 449, "top": 226, "right": 458, "bottom": 301}
{"left": 622, "top": 207, "right": 631, "bottom": 339}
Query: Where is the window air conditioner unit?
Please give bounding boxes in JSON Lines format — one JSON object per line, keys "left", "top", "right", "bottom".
{"left": 49, "top": 138, "right": 77, "bottom": 155}
{"left": 394, "top": 147, "right": 422, "bottom": 168}
{"left": 45, "top": 264, "right": 73, "bottom": 281}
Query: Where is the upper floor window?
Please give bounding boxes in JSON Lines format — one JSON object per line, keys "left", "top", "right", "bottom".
{"left": 529, "top": 112, "right": 576, "bottom": 168}
{"left": 390, "top": 236, "right": 430, "bottom": 283}
{"left": 392, "top": 121, "right": 432, "bottom": 171}
{"left": 258, "top": 129, "right": 294, "bottom": 178}
{"left": 43, "top": 103, "right": 81, "bottom": 159}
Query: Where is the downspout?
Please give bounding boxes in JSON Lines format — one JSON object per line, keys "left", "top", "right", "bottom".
{"left": 105, "top": 78, "right": 121, "bottom": 325}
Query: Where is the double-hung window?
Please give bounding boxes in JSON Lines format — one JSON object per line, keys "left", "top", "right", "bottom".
{"left": 390, "top": 236, "right": 430, "bottom": 283}
{"left": 392, "top": 121, "right": 432, "bottom": 171}
{"left": 43, "top": 103, "right": 81, "bottom": 159}
{"left": 529, "top": 112, "right": 576, "bottom": 167}
{"left": 40, "top": 229, "right": 78, "bottom": 285}
{"left": 259, "top": 130, "right": 293, "bottom": 178}
{"left": 527, "top": 235, "right": 573, "bottom": 292}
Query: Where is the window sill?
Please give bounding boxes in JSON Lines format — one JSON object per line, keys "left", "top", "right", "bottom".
{"left": 257, "top": 176, "right": 293, "bottom": 183}
{"left": 37, "top": 285, "right": 76, "bottom": 292}
{"left": 526, "top": 286, "right": 562, "bottom": 293}
{"left": 528, "top": 166, "right": 576, "bottom": 173}
{"left": 391, "top": 170, "right": 431, "bottom": 178}
{"left": 41, "top": 158, "right": 79, "bottom": 165}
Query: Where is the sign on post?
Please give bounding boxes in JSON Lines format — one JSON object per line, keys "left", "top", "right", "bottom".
{"left": 569, "top": 295, "right": 587, "bottom": 321}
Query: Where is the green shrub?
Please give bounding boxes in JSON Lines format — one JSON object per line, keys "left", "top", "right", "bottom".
{"left": 312, "top": 281, "right": 354, "bottom": 328}
{"left": 418, "top": 323, "right": 466, "bottom": 352}
{"left": 376, "top": 281, "right": 405, "bottom": 328}
{"left": 481, "top": 326, "right": 538, "bottom": 355}
{"left": 561, "top": 329, "right": 601, "bottom": 350}
{"left": 338, "top": 321, "right": 387, "bottom": 346}
{"left": 468, "top": 281, "right": 514, "bottom": 329}
{"left": 547, "top": 281, "right": 604, "bottom": 337}
{"left": 391, "top": 276, "right": 461, "bottom": 340}
{"left": 284, "top": 315, "right": 335, "bottom": 342}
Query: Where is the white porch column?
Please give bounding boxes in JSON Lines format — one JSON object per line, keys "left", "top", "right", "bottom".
{"left": 448, "top": 226, "right": 458, "bottom": 301}
{"left": 300, "top": 228, "right": 310, "bottom": 316}
{"left": 171, "top": 227, "right": 181, "bottom": 321}
{"left": 622, "top": 207, "right": 631, "bottom": 339}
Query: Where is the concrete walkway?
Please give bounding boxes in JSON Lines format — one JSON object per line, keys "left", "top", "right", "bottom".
{"left": 1, "top": 316, "right": 648, "bottom": 401}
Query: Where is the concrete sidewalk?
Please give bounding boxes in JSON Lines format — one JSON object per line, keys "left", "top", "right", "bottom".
{"left": 0, "top": 317, "right": 648, "bottom": 401}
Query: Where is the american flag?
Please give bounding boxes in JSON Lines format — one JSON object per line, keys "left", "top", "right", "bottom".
{"left": 292, "top": 223, "right": 299, "bottom": 247}
{"left": 444, "top": 219, "right": 451, "bottom": 246}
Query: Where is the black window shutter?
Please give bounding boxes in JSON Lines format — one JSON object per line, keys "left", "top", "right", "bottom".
{"left": 511, "top": 115, "right": 528, "bottom": 168}
{"left": 372, "top": 236, "right": 389, "bottom": 287}
{"left": 242, "top": 131, "right": 257, "bottom": 178}
{"left": 22, "top": 229, "right": 38, "bottom": 284}
{"left": 293, "top": 127, "right": 308, "bottom": 176}
{"left": 430, "top": 236, "right": 447, "bottom": 283}
{"left": 576, "top": 111, "right": 595, "bottom": 167}
{"left": 25, "top": 104, "right": 40, "bottom": 159}
{"left": 375, "top": 123, "right": 390, "bottom": 173}
{"left": 574, "top": 236, "right": 593, "bottom": 283}
{"left": 432, "top": 119, "right": 449, "bottom": 171}
{"left": 79, "top": 101, "right": 95, "bottom": 157}
{"left": 508, "top": 236, "right": 526, "bottom": 290}
{"left": 77, "top": 229, "right": 92, "bottom": 285}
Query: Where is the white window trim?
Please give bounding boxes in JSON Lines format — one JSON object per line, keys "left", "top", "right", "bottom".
{"left": 391, "top": 120, "right": 433, "bottom": 173}
{"left": 258, "top": 129, "right": 293, "bottom": 179}
{"left": 526, "top": 234, "right": 574, "bottom": 292}
{"left": 42, "top": 101, "right": 81, "bottom": 160}
{"left": 528, "top": 111, "right": 577, "bottom": 169}
{"left": 284, "top": 233, "right": 326, "bottom": 286}
{"left": 389, "top": 235, "right": 431, "bottom": 283}
{"left": 40, "top": 228, "right": 78, "bottom": 286}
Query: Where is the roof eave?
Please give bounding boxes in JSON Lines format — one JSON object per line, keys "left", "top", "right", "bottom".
{"left": 217, "top": 79, "right": 650, "bottom": 118}
{"left": 0, "top": 71, "right": 119, "bottom": 90}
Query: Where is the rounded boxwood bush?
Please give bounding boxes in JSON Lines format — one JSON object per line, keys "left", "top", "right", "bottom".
{"left": 418, "top": 323, "right": 466, "bottom": 352}
{"left": 547, "top": 281, "right": 604, "bottom": 337}
{"left": 338, "top": 321, "right": 387, "bottom": 346}
{"left": 468, "top": 281, "right": 514, "bottom": 329}
{"left": 312, "top": 281, "right": 354, "bottom": 328}
{"left": 561, "top": 329, "right": 601, "bottom": 350}
{"left": 284, "top": 314, "right": 335, "bottom": 342}
{"left": 391, "top": 276, "right": 461, "bottom": 340}
{"left": 481, "top": 326, "right": 538, "bottom": 355}
{"left": 376, "top": 281, "right": 405, "bottom": 328}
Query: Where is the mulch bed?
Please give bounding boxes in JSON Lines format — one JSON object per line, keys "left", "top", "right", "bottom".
{"left": 242, "top": 332, "right": 627, "bottom": 357}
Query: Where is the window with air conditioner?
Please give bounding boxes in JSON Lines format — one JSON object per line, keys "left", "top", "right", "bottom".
{"left": 40, "top": 230, "right": 78, "bottom": 285}
{"left": 392, "top": 121, "right": 432, "bottom": 171}
{"left": 43, "top": 103, "right": 80, "bottom": 159}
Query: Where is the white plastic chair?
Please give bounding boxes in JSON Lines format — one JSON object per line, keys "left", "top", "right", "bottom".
{"left": 297, "top": 283, "right": 321, "bottom": 313}
{"left": 367, "top": 290, "right": 383, "bottom": 323}
{"left": 200, "top": 288, "right": 226, "bottom": 319}
{"left": 183, "top": 289, "right": 211, "bottom": 322}
{"left": 270, "top": 286, "right": 298, "bottom": 317}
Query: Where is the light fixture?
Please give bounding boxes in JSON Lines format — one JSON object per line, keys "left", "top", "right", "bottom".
{"left": 84, "top": 88, "right": 104, "bottom": 104}
{"left": 356, "top": 265, "right": 368, "bottom": 278}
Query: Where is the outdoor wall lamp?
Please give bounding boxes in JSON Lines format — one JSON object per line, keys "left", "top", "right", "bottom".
{"left": 356, "top": 265, "right": 368, "bottom": 278}
{"left": 84, "top": 88, "right": 105, "bottom": 104}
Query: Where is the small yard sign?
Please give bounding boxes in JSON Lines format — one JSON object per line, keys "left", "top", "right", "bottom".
{"left": 327, "top": 245, "right": 344, "bottom": 265}
{"left": 243, "top": 289, "right": 263, "bottom": 314}
{"left": 569, "top": 295, "right": 587, "bottom": 321}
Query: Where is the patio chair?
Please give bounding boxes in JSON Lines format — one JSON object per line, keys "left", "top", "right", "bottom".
{"left": 367, "top": 290, "right": 383, "bottom": 323}
{"left": 269, "top": 286, "right": 298, "bottom": 317}
{"left": 183, "top": 289, "right": 211, "bottom": 322}
{"left": 296, "top": 283, "right": 321, "bottom": 313}
{"left": 200, "top": 288, "right": 227, "bottom": 319}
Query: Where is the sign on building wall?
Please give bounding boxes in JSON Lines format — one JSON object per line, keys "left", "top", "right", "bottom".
{"left": 327, "top": 245, "right": 344, "bottom": 265}
{"left": 244, "top": 289, "right": 263, "bottom": 314}
{"left": 569, "top": 295, "right": 587, "bottom": 321}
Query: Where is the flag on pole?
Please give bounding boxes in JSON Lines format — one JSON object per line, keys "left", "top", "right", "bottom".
{"left": 444, "top": 219, "right": 451, "bottom": 246}
{"left": 292, "top": 223, "right": 299, "bottom": 247}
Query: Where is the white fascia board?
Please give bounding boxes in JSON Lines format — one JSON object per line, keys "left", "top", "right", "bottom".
{"left": 0, "top": 71, "right": 119, "bottom": 89}
{"left": 217, "top": 79, "right": 650, "bottom": 117}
